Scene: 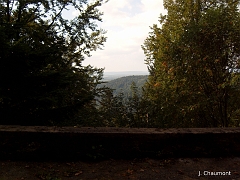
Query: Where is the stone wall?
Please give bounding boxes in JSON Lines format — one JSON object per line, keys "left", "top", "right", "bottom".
{"left": 0, "top": 125, "right": 240, "bottom": 161}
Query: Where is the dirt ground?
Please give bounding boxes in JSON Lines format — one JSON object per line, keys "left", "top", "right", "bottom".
{"left": 0, "top": 157, "right": 240, "bottom": 180}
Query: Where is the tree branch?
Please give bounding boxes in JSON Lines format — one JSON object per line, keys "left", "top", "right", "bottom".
{"left": 16, "top": 1, "right": 22, "bottom": 23}
{"left": 46, "top": 5, "right": 65, "bottom": 31}
{"left": 6, "top": 0, "right": 10, "bottom": 22}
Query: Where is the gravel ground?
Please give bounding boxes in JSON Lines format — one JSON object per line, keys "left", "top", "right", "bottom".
{"left": 0, "top": 157, "right": 240, "bottom": 180}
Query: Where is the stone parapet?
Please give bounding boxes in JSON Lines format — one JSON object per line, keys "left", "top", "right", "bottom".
{"left": 0, "top": 126, "right": 239, "bottom": 160}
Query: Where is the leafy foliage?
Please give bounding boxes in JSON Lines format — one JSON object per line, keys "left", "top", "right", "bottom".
{"left": 0, "top": 0, "right": 107, "bottom": 125}
{"left": 2, "top": 0, "right": 240, "bottom": 128}
{"left": 142, "top": 0, "right": 240, "bottom": 127}
{"left": 98, "top": 80, "right": 150, "bottom": 128}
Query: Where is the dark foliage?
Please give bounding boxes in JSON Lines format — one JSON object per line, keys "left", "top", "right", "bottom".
{"left": 0, "top": 0, "right": 107, "bottom": 126}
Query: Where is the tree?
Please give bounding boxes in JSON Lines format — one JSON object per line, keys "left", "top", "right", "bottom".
{"left": 126, "top": 82, "right": 147, "bottom": 127}
{"left": 142, "top": 0, "right": 240, "bottom": 127}
{"left": 98, "top": 88, "right": 129, "bottom": 127}
{"left": 0, "top": 0, "right": 107, "bottom": 125}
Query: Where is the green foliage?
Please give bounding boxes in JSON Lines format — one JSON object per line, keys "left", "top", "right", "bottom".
{"left": 0, "top": 0, "right": 107, "bottom": 125}
{"left": 3, "top": 0, "right": 240, "bottom": 128}
{"left": 142, "top": 0, "right": 240, "bottom": 127}
{"left": 97, "top": 75, "right": 149, "bottom": 128}
{"left": 98, "top": 80, "right": 150, "bottom": 128}
{"left": 125, "top": 82, "right": 150, "bottom": 127}
{"left": 98, "top": 88, "right": 129, "bottom": 127}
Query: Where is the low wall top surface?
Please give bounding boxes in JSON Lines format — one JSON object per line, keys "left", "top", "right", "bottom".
{"left": 0, "top": 125, "right": 240, "bottom": 134}
{"left": 1, "top": 125, "right": 240, "bottom": 160}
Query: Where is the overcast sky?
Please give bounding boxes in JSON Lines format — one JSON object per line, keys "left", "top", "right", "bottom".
{"left": 74, "top": 0, "right": 167, "bottom": 72}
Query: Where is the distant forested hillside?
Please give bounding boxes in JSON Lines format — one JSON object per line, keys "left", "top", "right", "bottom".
{"left": 99, "top": 75, "right": 148, "bottom": 98}
{"left": 103, "top": 71, "right": 149, "bottom": 81}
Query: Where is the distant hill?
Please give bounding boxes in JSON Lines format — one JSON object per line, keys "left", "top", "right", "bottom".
{"left": 99, "top": 75, "right": 148, "bottom": 98}
{"left": 103, "top": 71, "right": 149, "bottom": 81}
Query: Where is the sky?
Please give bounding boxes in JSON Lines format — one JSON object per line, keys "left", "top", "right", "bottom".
{"left": 73, "top": 0, "right": 167, "bottom": 72}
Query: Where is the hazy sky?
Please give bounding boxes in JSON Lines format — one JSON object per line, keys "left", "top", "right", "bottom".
{"left": 72, "top": 0, "right": 167, "bottom": 72}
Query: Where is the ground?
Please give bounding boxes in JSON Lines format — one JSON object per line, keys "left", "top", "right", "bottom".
{"left": 0, "top": 157, "right": 240, "bottom": 180}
